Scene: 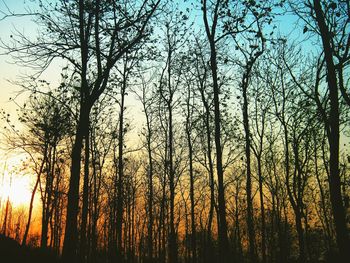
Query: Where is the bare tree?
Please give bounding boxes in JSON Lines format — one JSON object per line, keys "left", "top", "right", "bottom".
{"left": 202, "top": 2, "right": 229, "bottom": 261}
{"left": 1, "top": 0, "right": 159, "bottom": 260}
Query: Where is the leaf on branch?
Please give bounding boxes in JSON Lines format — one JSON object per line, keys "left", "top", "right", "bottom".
{"left": 303, "top": 26, "right": 308, "bottom": 34}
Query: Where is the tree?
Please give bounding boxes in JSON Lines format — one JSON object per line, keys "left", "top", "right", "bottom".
{"left": 288, "top": 0, "right": 350, "bottom": 260}
{"left": 183, "top": 62, "right": 198, "bottom": 263}
{"left": 1, "top": 0, "right": 159, "bottom": 260}
{"left": 250, "top": 69, "right": 271, "bottom": 263}
{"left": 1, "top": 1, "right": 350, "bottom": 262}
{"left": 191, "top": 37, "right": 216, "bottom": 261}
{"left": 2, "top": 88, "right": 71, "bottom": 250}
{"left": 134, "top": 71, "right": 157, "bottom": 263}
{"left": 152, "top": 6, "right": 192, "bottom": 262}
{"left": 202, "top": 2, "right": 230, "bottom": 261}
{"left": 312, "top": 1, "right": 350, "bottom": 260}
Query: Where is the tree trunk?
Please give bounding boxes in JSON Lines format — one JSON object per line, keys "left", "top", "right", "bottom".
{"left": 41, "top": 145, "right": 56, "bottom": 249}
{"left": 242, "top": 71, "right": 257, "bottom": 263}
{"left": 198, "top": 80, "right": 215, "bottom": 244}
{"left": 257, "top": 157, "right": 267, "bottom": 263}
{"left": 62, "top": 0, "right": 91, "bottom": 260}
{"left": 1, "top": 197, "right": 11, "bottom": 235}
{"left": 22, "top": 146, "right": 47, "bottom": 246}
{"left": 314, "top": 135, "right": 332, "bottom": 251}
{"left": 116, "top": 69, "right": 127, "bottom": 262}
{"left": 91, "top": 130, "right": 99, "bottom": 263}
{"left": 168, "top": 96, "right": 178, "bottom": 263}
{"left": 295, "top": 210, "right": 306, "bottom": 263}
{"left": 202, "top": 2, "right": 229, "bottom": 261}
{"left": 145, "top": 108, "right": 154, "bottom": 263}
{"left": 80, "top": 123, "right": 90, "bottom": 263}
{"left": 186, "top": 86, "right": 196, "bottom": 263}
{"left": 313, "top": 1, "right": 350, "bottom": 261}
{"left": 62, "top": 103, "right": 90, "bottom": 262}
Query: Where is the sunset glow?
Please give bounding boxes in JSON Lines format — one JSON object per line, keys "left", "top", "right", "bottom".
{"left": 0, "top": 171, "right": 33, "bottom": 207}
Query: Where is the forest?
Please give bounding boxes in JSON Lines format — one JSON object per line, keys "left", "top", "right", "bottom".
{"left": 0, "top": 0, "right": 349, "bottom": 263}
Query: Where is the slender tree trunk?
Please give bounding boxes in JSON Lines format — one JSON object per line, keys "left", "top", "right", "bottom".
{"left": 285, "top": 136, "right": 306, "bottom": 262}
{"left": 252, "top": 95, "right": 267, "bottom": 263}
{"left": 159, "top": 175, "right": 166, "bottom": 263}
{"left": 168, "top": 101, "right": 178, "bottom": 263}
{"left": 1, "top": 197, "right": 11, "bottom": 235}
{"left": 202, "top": 2, "right": 229, "bottom": 261}
{"left": 41, "top": 145, "right": 56, "bottom": 249}
{"left": 313, "top": 1, "right": 350, "bottom": 261}
{"left": 53, "top": 175, "right": 63, "bottom": 254}
{"left": 22, "top": 146, "right": 47, "bottom": 246}
{"left": 282, "top": 123, "right": 292, "bottom": 263}
{"left": 314, "top": 135, "right": 332, "bottom": 251}
{"left": 234, "top": 179, "right": 243, "bottom": 262}
{"left": 146, "top": 122, "right": 154, "bottom": 263}
{"left": 91, "top": 131, "right": 99, "bottom": 262}
{"left": 295, "top": 210, "right": 306, "bottom": 263}
{"left": 257, "top": 157, "right": 267, "bottom": 263}
{"left": 291, "top": 137, "right": 306, "bottom": 263}
{"left": 242, "top": 72, "right": 257, "bottom": 263}
{"left": 189, "top": 135, "right": 196, "bottom": 263}
{"left": 22, "top": 176, "right": 40, "bottom": 246}
{"left": 80, "top": 123, "right": 90, "bottom": 263}
{"left": 116, "top": 69, "right": 127, "bottom": 262}
{"left": 186, "top": 86, "right": 196, "bottom": 263}
{"left": 270, "top": 190, "right": 276, "bottom": 262}
{"left": 199, "top": 85, "right": 215, "bottom": 263}
{"left": 198, "top": 83, "right": 215, "bottom": 244}
{"left": 142, "top": 87, "right": 154, "bottom": 263}
{"left": 163, "top": 39, "right": 178, "bottom": 263}
{"left": 210, "top": 39, "right": 229, "bottom": 263}
{"left": 41, "top": 185, "right": 49, "bottom": 249}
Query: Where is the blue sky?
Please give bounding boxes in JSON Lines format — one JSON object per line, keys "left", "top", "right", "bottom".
{"left": 0, "top": 0, "right": 322, "bottom": 140}
{"left": 0, "top": 0, "right": 62, "bottom": 113}
{"left": 0, "top": 0, "right": 322, "bottom": 127}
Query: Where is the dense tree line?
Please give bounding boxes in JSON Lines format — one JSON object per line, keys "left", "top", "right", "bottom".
{"left": 0, "top": 0, "right": 349, "bottom": 263}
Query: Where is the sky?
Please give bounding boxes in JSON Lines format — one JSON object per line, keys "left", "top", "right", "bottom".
{"left": 0, "top": 0, "right": 66, "bottom": 109}
{"left": 0, "top": 0, "right": 148, "bottom": 209}
{"left": 0, "top": 0, "right": 307, "bottom": 120}
{"left": 0, "top": 0, "right": 331, "bottom": 215}
{"left": 0, "top": 0, "right": 51, "bottom": 212}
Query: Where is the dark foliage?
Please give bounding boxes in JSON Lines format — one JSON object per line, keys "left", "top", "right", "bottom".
{"left": 0, "top": 234, "right": 58, "bottom": 263}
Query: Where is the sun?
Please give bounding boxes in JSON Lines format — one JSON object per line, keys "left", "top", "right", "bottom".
{"left": 0, "top": 171, "right": 33, "bottom": 208}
